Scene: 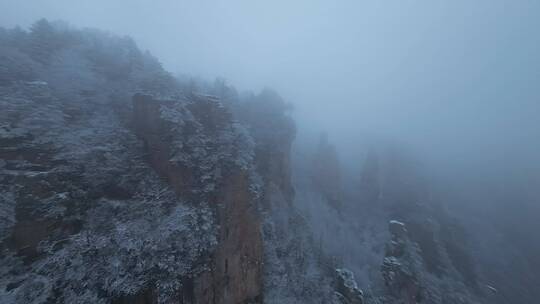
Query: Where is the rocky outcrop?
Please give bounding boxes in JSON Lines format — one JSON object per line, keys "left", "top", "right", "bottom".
{"left": 132, "top": 93, "right": 263, "bottom": 304}
{"left": 334, "top": 268, "right": 364, "bottom": 304}
{"left": 234, "top": 90, "right": 337, "bottom": 303}
{"left": 380, "top": 216, "right": 483, "bottom": 304}
{"left": 381, "top": 220, "right": 423, "bottom": 304}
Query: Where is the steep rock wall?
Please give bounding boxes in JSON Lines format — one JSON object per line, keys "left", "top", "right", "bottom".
{"left": 133, "top": 94, "right": 263, "bottom": 304}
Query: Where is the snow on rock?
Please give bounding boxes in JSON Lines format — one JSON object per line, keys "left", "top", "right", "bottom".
{"left": 388, "top": 220, "right": 407, "bottom": 240}
{"left": 132, "top": 92, "right": 267, "bottom": 303}
{"left": 335, "top": 268, "right": 364, "bottom": 304}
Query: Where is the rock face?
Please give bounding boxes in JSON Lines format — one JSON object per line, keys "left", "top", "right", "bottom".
{"left": 132, "top": 93, "right": 263, "bottom": 303}
{"left": 234, "top": 89, "right": 329, "bottom": 303}
{"left": 381, "top": 220, "right": 422, "bottom": 304}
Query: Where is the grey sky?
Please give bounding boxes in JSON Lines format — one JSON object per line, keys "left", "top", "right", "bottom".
{"left": 1, "top": 0, "right": 539, "bottom": 180}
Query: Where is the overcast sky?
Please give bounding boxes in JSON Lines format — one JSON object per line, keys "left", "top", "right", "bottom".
{"left": 1, "top": 0, "right": 540, "bottom": 181}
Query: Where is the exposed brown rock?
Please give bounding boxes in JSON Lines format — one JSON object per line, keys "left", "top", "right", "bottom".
{"left": 187, "top": 170, "right": 262, "bottom": 304}
{"left": 132, "top": 94, "right": 263, "bottom": 304}
{"left": 132, "top": 94, "right": 196, "bottom": 196}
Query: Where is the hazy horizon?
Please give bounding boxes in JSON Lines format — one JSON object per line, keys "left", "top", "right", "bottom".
{"left": 2, "top": 0, "right": 539, "bottom": 181}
